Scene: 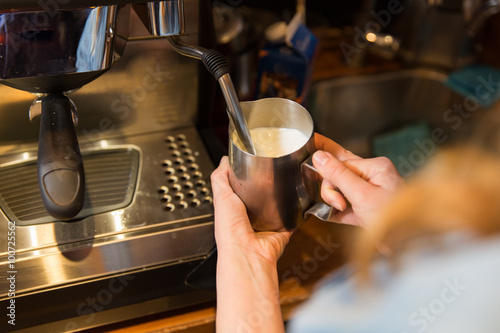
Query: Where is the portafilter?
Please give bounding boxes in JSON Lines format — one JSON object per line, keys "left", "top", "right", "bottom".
{"left": 0, "top": 6, "right": 122, "bottom": 220}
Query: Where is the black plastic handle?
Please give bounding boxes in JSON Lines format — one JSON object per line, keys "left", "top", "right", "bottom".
{"left": 37, "top": 94, "right": 85, "bottom": 220}
{"left": 201, "top": 49, "right": 230, "bottom": 81}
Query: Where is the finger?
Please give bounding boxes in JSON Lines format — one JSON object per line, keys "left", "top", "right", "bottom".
{"left": 256, "top": 230, "right": 294, "bottom": 259}
{"left": 328, "top": 208, "right": 363, "bottom": 228}
{"left": 342, "top": 156, "right": 403, "bottom": 189}
{"left": 314, "top": 133, "right": 360, "bottom": 161}
{"left": 313, "top": 150, "right": 373, "bottom": 203}
{"left": 210, "top": 156, "right": 232, "bottom": 203}
{"left": 211, "top": 157, "right": 242, "bottom": 211}
{"left": 320, "top": 179, "right": 347, "bottom": 211}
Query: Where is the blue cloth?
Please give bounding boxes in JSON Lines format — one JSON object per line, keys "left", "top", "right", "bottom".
{"left": 287, "top": 233, "right": 500, "bottom": 333}
{"left": 372, "top": 121, "right": 432, "bottom": 177}
{"left": 445, "top": 64, "right": 500, "bottom": 108}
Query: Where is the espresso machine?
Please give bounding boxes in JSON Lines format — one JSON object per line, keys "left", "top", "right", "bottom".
{"left": 0, "top": 1, "right": 225, "bottom": 331}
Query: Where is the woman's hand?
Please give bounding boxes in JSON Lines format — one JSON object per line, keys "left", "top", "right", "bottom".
{"left": 211, "top": 156, "right": 291, "bottom": 333}
{"left": 314, "top": 133, "right": 405, "bottom": 230}
{"left": 211, "top": 156, "right": 293, "bottom": 264}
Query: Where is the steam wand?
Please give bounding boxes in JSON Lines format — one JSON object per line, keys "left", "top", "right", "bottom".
{"left": 166, "top": 35, "right": 257, "bottom": 155}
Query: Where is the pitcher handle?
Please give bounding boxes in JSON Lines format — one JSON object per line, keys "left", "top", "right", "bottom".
{"left": 301, "top": 155, "right": 335, "bottom": 222}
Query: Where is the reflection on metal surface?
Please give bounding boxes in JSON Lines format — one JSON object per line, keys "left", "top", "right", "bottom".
{"left": 112, "top": 210, "right": 125, "bottom": 233}
{"left": 0, "top": 129, "right": 215, "bottom": 297}
{"left": 307, "top": 69, "right": 484, "bottom": 157}
{"left": 5, "top": 221, "right": 214, "bottom": 296}
{"left": 0, "top": 38, "right": 199, "bottom": 146}
{"left": 466, "top": 0, "right": 500, "bottom": 36}
{"left": 219, "top": 73, "right": 256, "bottom": 155}
{"left": 0, "top": 147, "right": 140, "bottom": 225}
{"left": 0, "top": 6, "right": 119, "bottom": 80}
{"left": 147, "top": 0, "right": 185, "bottom": 36}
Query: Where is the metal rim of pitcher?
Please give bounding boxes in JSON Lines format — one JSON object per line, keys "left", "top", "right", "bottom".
{"left": 229, "top": 97, "right": 315, "bottom": 158}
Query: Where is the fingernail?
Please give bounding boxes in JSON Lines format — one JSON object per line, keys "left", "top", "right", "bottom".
{"left": 332, "top": 202, "right": 344, "bottom": 212}
{"left": 219, "top": 156, "right": 230, "bottom": 168}
{"left": 313, "top": 150, "right": 329, "bottom": 166}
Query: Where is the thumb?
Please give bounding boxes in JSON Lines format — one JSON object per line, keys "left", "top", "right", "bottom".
{"left": 210, "top": 157, "right": 252, "bottom": 231}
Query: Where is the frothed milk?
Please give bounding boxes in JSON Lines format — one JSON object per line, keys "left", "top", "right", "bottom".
{"left": 249, "top": 127, "right": 309, "bottom": 157}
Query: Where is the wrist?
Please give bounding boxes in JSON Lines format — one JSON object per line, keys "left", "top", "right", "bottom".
{"left": 217, "top": 245, "right": 280, "bottom": 275}
{"left": 216, "top": 248, "right": 284, "bottom": 333}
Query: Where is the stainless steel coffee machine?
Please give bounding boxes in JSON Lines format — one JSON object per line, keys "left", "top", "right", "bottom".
{"left": 0, "top": 1, "right": 221, "bottom": 331}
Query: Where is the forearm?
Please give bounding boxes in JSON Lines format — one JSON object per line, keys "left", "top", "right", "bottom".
{"left": 216, "top": 249, "right": 285, "bottom": 333}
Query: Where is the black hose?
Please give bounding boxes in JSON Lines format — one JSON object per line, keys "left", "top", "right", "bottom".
{"left": 201, "top": 49, "right": 230, "bottom": 81}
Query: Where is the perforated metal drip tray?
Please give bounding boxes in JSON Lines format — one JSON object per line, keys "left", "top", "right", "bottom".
{"left": 158, "top": 133, "right": 213, "bottom": 212}
{"left": 0, "top": 148, "right": 140, "bottom": 225}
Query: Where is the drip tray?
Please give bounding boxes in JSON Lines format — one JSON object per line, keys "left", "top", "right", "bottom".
{"left": 0, "top": 148, "right": 140, "bottom": 225}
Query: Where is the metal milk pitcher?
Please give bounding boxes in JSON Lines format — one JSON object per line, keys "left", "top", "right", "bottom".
{"left": 228, "top": 97, "right": 333, "bottom": 231}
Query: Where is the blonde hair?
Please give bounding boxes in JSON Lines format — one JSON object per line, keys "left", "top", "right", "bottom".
{"left": 352, "top": 114, "right": 500, "bottom": 281}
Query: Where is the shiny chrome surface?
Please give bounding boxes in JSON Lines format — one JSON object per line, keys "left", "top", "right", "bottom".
{"left": 147, "top": 0, "right": 255, "bottom": 154}
{"left": 2, "top": 220, "right": 214, "bottom": 297}
{"left": 0, "top": 128, "right": 215, "bottom": 296}
{"left": 219, "top": 73, "right": 256, "bottom": 155}
{"left": 466, "top": 0, "right": 500, "bottom": 35}
{"left": 166, "top": 34, "right": 205, "bottom": 59}
{"left": 148, "top": 0, "right": 185, "bottom": 37}
{"left": 165, "top": 31, "right": 251, "bottom": 148}
{"left": 166, "top": 36, "right": 257, "bottom": 154}
{"left": 163, "top": 23, "right": 256, "bottom": 155}
{"left": 0, "top": 13, "right": 200, "bottom": 152}
{"left": 0, "top": 147, "right": 141, "bottom": 224}
{"left": 228, "top": 98, "right": 316, "bottom": 232}
{"left": 0, "top": 6, "right": 120, "bottom": 82}
{"left": 29, "top": 96, "right": 79, "bottom": 123}
{"left": 0, "top": 0, "right": 215, "bottom": 299}
{"left": 148, "top": 0, "right": 255, "bottom": 155}
{"left": 1, "top": 5, "right": 127, "bottom": 220}
{"left": 0, "top": 0, "right": 156, "bottom": 11}
{"left": 306, "top": 69, "right": 485, "bottom": 157}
